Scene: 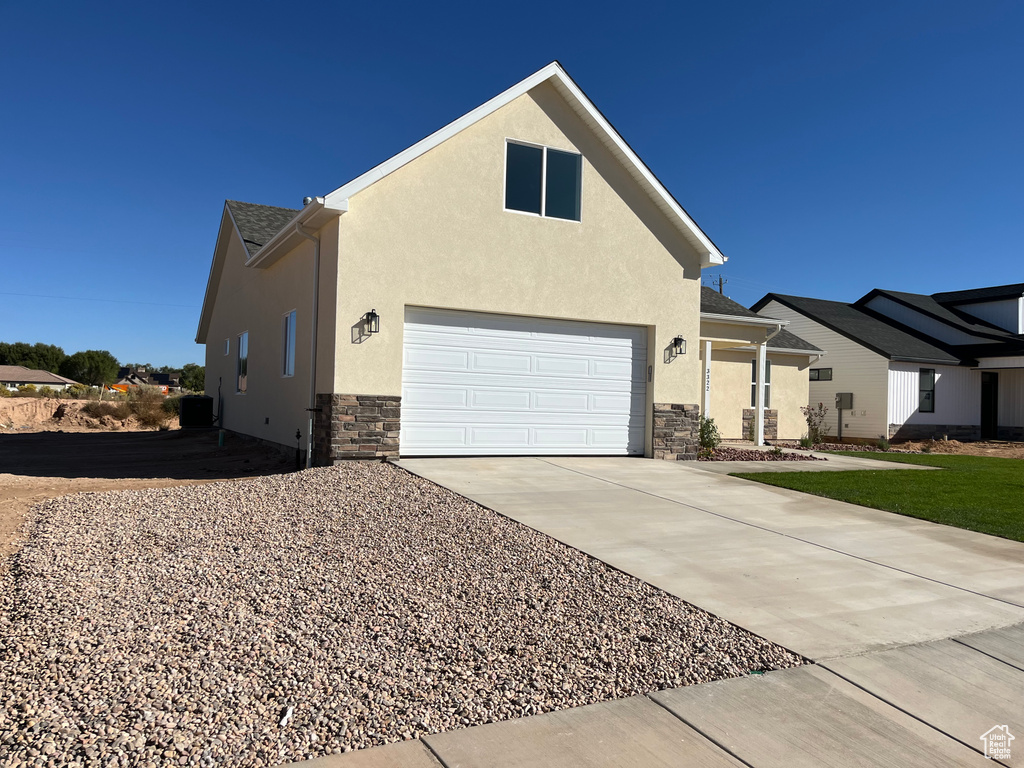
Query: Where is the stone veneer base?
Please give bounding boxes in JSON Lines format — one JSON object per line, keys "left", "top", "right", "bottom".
{"left": 313, "top": 394, "right": 400, "bottom": 464}
{"left": 741, "top": 408, "right": 778, "bottom": 442}
{"left": 888, "top": 423, "right": 981, "bottom": 441}
{"left": 653, "top": 403, "right": 700, "bottom": 460}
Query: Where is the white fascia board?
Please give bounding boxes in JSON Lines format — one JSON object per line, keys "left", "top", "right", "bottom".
{"left": 196, "top": 204, "right": 243, "bottom": 343}
{"left": 322, "top": 62, "right": 727, "bottom": 265}
{"left": 244, "top": 197, "right": 348, "bottom": 269}
{"left": 700, "top": 312, "right": 789, "bottom": 328}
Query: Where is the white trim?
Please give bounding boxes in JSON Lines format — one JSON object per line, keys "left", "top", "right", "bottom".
{"left": 281, "top": 309, "right": 297, "bottom": 378}
{"left": 223, "top": 338, "right": 230, "bottom": 356}
{"left": 701, "top": 312, "right": 789, "bottom": 328}
{"left": 323, "top": 62, "right": 725, "bottom": 266}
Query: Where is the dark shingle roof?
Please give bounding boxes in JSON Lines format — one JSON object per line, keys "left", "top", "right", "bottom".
{"left": 860, "top": 289, "right": 1018, "bottom": 341}
{"left": 753, "top": 294, "right": 961, "bottom": 364}
{"left": 226, "top": 200, "right": 300, "bottom": 258}
{"left": 700, "top": 287, "right": 821, "bottom": 352}
{"left": 700, "top": 286, "right": 763, "bottom": 318}
{"left": 769, "top": 328, "right": 821, "bottom": 353}
{"left": 934, "top": 283, "right": 1024, "bottom": 305}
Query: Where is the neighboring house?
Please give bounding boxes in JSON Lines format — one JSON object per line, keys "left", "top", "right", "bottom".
{"left": 113, "top": 367, "right": 181, "bottom": 394}
{"left": 197, "top": 62, "right": 795, "bottom": 463}
{"left": 699, "top": 288, "right": 822, "bottom": 441}
{"left": 0, "top": 365, "right": 80, "bottom": 392}
{"left": 753, "top": 283, "right": 1024, "bottom": 441}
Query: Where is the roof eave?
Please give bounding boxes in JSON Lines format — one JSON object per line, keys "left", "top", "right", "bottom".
{"left": 700, "top": 312, "right": 787, "bottom": 328}
{"left": 244, "top": 198, "right": 348, "bottom": 269}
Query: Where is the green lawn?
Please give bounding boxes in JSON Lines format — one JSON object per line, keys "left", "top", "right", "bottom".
{"left": 732, "top": 452, "right": 1024, "bottom": 542}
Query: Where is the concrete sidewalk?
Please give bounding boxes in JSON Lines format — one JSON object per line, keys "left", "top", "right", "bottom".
{"left": 302, "top": 625, "right": 1023, "bottom": 767}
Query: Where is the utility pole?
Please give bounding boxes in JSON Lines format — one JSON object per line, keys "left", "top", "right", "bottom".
{"left": 718, "top": 275, "right": 727, "bottom": 295}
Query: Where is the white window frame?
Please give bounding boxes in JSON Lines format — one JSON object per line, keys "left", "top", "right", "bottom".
{"left": 751, "top": 358, "right": 771, "bottom": 409}
{"left": 282, "top": 309, "right": 296, "bottom": 378}
{"left": 503, "top": 139, "right": 582, "bottom": 222}
{"left": 236, "top": 331, "right": 248, "bottom": 394}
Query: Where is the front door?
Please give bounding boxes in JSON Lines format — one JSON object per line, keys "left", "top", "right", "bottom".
{"left": 981, "top": 371, "right": 998, "bottom": 439}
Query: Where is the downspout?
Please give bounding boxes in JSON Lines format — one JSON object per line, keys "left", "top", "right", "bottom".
{"left": 295, "top": 223, "right": 320, "bottom": 469}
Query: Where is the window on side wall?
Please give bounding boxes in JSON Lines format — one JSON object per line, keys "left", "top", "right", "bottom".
{"left": 809, "top": 368, "right": 832, "bottom": 381}
{"left": 750, "top": 358, "right": 771, "bottom": 408}
{"left": 224, "top": 338, "right": 230, "bottom": 356}
{"left": 504, "top": 141, "right": 582, "bottom": 221}
{"left": 919, "top": 368, "right": 935, "bottom": 413}
{"left": 282, "top": 310, "right": 296, "bottom": 377}
{"left": 236, "top": 332, "right": 248, "bottom": 393}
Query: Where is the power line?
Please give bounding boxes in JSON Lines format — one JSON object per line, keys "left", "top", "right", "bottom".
{"left": 0, "top": 291, "right": 198, "bottom": 309}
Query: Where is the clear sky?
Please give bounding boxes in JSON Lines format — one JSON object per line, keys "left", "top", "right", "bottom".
{"left": 1, "top": 1, "right": 1021, "bottom": 367}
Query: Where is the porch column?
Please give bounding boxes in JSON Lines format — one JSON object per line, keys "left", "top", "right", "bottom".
{"left": 702, "top": 340, "right": 712, "bottom": 418}
{"left": 755, "top": 341, "right": 766, "bottom": 446}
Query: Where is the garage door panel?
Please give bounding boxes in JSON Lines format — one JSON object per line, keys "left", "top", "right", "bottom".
{"left": 402, "top": 307, "right": 647, "bottom": 456}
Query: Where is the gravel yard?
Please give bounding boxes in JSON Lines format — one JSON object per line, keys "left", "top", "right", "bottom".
{"left": 1, "top": 462, "right": 803, "bottom": 767}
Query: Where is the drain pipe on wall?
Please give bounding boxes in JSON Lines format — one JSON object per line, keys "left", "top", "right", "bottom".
{"left": 295, "top": 223, "right": 320, "bottom": 469}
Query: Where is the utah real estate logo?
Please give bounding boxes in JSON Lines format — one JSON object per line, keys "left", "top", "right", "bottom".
{"left": 980, "top": 725, "right": 1014, "bottom": 760}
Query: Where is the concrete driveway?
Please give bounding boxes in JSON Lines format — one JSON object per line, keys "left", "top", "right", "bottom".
{"left": 397, "top": 456, "right": 1024, "bottom": 660}
{"left": 301, "top": 457, "right": 1024, "bottom": 767}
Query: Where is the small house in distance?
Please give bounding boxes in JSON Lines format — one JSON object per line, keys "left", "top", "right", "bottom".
{"left": 0, "top": 365, "right": 80, "bottom": 392}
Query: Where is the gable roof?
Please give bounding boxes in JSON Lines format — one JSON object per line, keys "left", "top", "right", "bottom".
{"left": 225, "top": 200, "right": 300, "bottom": 259}
{"left": 244, "top": 61, "right": 727, "bottom": 269}
{"left": 0, "top": 365, "right": 79, "bottom": 386}
{"left": 934, "top": 282, "right": 1024, "bottom": 305}
{"left": 753, "top": 294, "right": 961, "bottom": 365}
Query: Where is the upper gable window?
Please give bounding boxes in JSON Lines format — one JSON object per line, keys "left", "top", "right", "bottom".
{"left": 505, "top": 141, "right": 582, "bottom": 221}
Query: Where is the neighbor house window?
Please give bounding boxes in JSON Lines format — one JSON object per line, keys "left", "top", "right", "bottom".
{"left": 236, "top": 332, "right": 248, "bottom": 393}
{"left": 504, "top": 141, "right": 582, "bottom": 221}
{"left": 919, "top": 368, "right": 935, "bottom": 413}
{"left": 751, "top": 358, "right": 771, "bottom": 408}
{"left": 809, "top": 368, "right": 832, "bottom": 381}
{"left": 282, "top": 310, "right": 296, "bottom": 377}
{"left": 224, "top": 338, "right": 230, "bottom": 356}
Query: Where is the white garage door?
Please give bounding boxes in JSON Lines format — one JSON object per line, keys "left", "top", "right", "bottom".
{"left": 401, "top": 307, "right": 647, "bottom": 456}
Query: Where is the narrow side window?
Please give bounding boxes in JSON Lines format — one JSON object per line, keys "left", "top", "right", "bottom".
{"left": 237, "top": 332, "right": 248, "bottom": 393}
{"left": 282, "top": 311, "right": 296, "bottom": 377}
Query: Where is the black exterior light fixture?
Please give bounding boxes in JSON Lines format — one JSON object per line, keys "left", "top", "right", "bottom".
{"left": 364, "top": 309, "right": 380, "bottom": 335}
{"left": 672, "top": 336, "right": 686, "bottom": 356}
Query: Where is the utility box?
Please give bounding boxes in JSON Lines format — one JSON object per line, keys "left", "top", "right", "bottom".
{"left": 836, "top": 392, "right": 854, "bottom": 411}
{"left": 179, "top": 395, "right": 214, "bottom": 428}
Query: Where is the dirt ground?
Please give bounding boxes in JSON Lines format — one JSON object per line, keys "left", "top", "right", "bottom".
{"left": 893, "top": 439, "right": 1024, "bottom": 459}
{"left": 0, "top": 396, "right": 179, "bottom": 432}
{"left": 0, "top": 429, "right": 295, "bottom": 558}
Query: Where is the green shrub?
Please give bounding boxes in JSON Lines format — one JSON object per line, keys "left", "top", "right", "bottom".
{"left": 698, "top": 415, "right": 721, "bottom": 451}
{"left": 770, "top": 445, "right": 784, "bottom": 457}
{"left": 66, "top": 383, "right": 90, "bottom": 399}
{"left": 162, "top": 394, "right": 182, "bottom": 416}
{"left": 0, "top": 387, "right": 10, "bottom": 398}
{"left": 128, "top": 386, "right": 169, "bottom": 428}
{"left": 83, "top": 400, "right": 131, "bottom": 420}
{"left": 877, "top": 437, "right": 891, "bottom": 451}
{"left": 799, "top": 435, "right": 813, "bottom": 449}
{"left": 15, "top": 384, "right": 39, "bottom": 398}
{"left": 38, "top": 386, "right": 57, "bottom": 398}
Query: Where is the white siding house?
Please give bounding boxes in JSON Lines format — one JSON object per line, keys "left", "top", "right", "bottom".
{"left": 754, "top": 284, "right": 1024, "bottom": 442}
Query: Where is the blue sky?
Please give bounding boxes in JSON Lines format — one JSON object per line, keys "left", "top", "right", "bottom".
{"left": 1, "top": 1, "right": 1021, "bottom": 367}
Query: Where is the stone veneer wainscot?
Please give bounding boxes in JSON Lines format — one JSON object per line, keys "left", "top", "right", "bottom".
{"left": 313, "top": 394, "right": 400, "bottom": 463}
{"left": 653, "top": 403, "right": 700, "bottom": 460}
{"left": 742, "top": 408, "right": 778, "bottom": 442}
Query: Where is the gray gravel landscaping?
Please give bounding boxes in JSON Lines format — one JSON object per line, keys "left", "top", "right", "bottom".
{"left": 0, "top": 462, "right": 803, "bottom": 767}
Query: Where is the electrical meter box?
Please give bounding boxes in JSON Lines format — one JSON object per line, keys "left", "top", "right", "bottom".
{"left": 836, "top": 392, "right": 854, "bottom": 410}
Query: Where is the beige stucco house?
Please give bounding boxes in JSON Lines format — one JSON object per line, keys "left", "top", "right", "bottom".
{"left": 196, "top": 62, "right": 820, "bottom": 463}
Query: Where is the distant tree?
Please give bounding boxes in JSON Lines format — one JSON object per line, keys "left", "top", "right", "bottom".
{"left": 0, "top": 341, "right": 66, "bottom": 372}
{"left": 179, "top": 363, "right": 205, "bottom": 392}
{"left": 121, "top": 362, "right": 153, "bottom": 372}
{"left": 59, "top": 350, "right": 120, "bottom": 387}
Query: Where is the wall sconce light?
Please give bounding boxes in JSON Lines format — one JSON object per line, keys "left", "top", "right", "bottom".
{"left": 364, "top": 309, "right": 380, "bottom": 334}
{"left": 672, "top": 336, "right": 686, "bottom": 355}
